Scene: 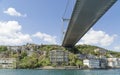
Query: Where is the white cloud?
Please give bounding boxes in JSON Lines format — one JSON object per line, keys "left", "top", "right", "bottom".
{"left": 114, "top": 46, "right": 120, "bottom": 51}
{"left": 33, "top": 32, "right": 57, "bottom": 44}
{"left": 4, "top": 7, "right": 26, "bottom": 17}
{"left": 0, "top": 21, "right": 32, "bottom": 45}
{"left": 77, "top": 29, "right": 117, "bottom": 46}
{"left": 0, "top": 20, "right": 58, "bottom": 45}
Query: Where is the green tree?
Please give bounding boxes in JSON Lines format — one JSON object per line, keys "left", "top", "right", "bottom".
{"left": 76, "top": 60, "right": 83, "bottom": 68}
{"left": 0, "top": 46, "right": 7, "bottom": 52}
{"left": 41, "top": 58, "right": 51, "bottom": 66}
{"left": 20, "top": 51, "right": 27, "bottom": 59}
{"left": 69, "top": 53, "right": 77, "bottom": 66}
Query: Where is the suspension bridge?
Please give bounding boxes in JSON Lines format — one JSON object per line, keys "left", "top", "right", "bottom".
{"left": 62, "top": 0, "right": 117, "bottom": 47}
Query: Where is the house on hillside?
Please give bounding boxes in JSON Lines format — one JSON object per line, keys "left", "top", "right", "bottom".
{"left": 87, "top": 54, "right": 97, "bottom": 59}
{"left": 76, "top": 54, "right": 87, "bottom": 60}
{"left": 7, "top": 46, "right": 21, "bottom": 52}
{"left": 94, "top": 48, "right": 107, "bottom": 55}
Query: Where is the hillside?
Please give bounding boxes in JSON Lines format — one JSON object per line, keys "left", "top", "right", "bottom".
{"left": 0, "top": 44, "right": 120, "bottom": 69}
{"left": 75, "top": 45, "right": 120, "bottom": 58}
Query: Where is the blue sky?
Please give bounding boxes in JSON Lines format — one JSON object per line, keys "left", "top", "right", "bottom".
{"left": 0, "top": 0, "right": 120, "bottom": 52}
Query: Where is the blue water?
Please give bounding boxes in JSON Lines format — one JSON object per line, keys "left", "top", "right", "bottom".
{"left": 0, "top": 69, "right": 120, "bottom": 75}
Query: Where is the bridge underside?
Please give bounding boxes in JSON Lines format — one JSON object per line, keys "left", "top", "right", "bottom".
{"left": 62, "top": 0, "right": 117, "bottom": 47}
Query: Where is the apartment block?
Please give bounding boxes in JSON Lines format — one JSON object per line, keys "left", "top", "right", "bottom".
{"left": 49, "top": 50, "right": 69, "bottom": 65}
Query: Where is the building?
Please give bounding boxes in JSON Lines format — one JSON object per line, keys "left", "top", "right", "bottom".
{"left": 0, "top": 58, "right": 16, "bottom": 69}
{"left": 41, "top": 51, "right": 46, "bottom": 56}
{"left": 27, "top": 50, "right": 46, "bottom": 56}
{"left": 94, "top": 48, "right": 107, "bottom": 55}
{"left": 25, "top": 43, "right": 40, "bottom": 51}
{"left": 86, "top": 54, "right": 97, "bottom": 59}
{"left": 7, "top": 46, "right": 21, "bottom": 52}
{"left": 99, "top": 58, "right": 107, "bottom": 68}
{"left": 107, "top": 58, "right": 118, "bottom": 68}
{"left": 49, "top": 50, "right": 69, "bottom": 65}
{"left": 77, "top": 54, "right": 97, "bottom": 60}
{"left": 77, "top": 54, "right": 87, "bottom": 60}
{"left": 117, "top": 58, "right": 120, "bottom": 68}
{"left": 83, "top": 59, "right": 100, "bottom": 68}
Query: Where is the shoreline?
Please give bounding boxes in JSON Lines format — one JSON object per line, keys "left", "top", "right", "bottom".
{"left": 2, "top": 66, "right": 120, "bottom": 70}
{"left": 1, "top": 67, "right": 120, "bottom": 70}
{"left": 34, "top": 66, "right": 120, "bottom": 70}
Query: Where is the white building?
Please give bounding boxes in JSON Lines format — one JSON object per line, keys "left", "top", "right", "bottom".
{"left": 0, "top": 58, "right": 16, "bottom": 69}
{"left": 83, "top": 59, "right": 100, "bottom": 68}
{"left": 107, "top": 58, "right": 118, "bottom": 68}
